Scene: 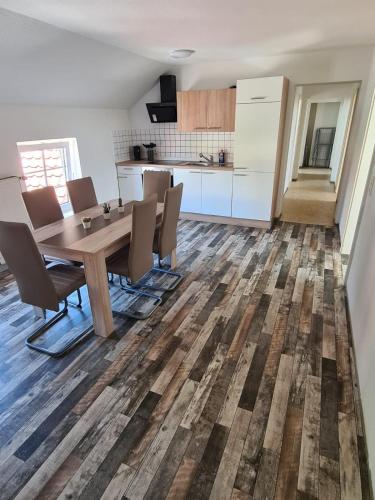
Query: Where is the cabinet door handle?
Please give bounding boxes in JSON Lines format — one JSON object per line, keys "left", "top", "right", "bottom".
{"left": 120, "top": 175, "right": 128, "bottom": 178}
{"left": 235, "top": 167, "right": 248, "bottom": 170}
{"left": 251, "top": 96, "right": 267, "bottom": 100}
{"left": 207, "top": 126, "right": 221, "bottom": 129}
{"left": 189, "top": 171, "right": 201, "bottom": 174}
{"left": 202, "top": 172, "right": 215, "bottom": 174}
{"left": 233, "top": 174, "right": 247, "bottom": 177}
{"left": 194, "top": 127, "right": 206, "bottom": 130}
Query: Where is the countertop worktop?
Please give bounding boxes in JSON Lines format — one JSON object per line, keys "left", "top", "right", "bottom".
{"left": 116, "top": 160, "right": 234, "bottom": 172}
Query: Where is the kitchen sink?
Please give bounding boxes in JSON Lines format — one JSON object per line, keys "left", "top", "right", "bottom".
{"left": 181, "top": 161, "right": 210, "bottom": 167}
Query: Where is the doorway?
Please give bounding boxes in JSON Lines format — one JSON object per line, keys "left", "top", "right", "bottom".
{"left": 281, "top": 82, "right": 358, "bottom": 226}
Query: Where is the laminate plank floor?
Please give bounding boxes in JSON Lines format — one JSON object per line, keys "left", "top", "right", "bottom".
{"left": 0, "top": 221, "right": 371, "bottom": 499}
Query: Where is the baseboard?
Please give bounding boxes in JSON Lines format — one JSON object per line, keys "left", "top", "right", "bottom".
{"left": 179, "top": 212, "right": 271, "bottom": 229}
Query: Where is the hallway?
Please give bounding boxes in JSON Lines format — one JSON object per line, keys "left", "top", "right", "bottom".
{"left": 281, "top": 168, "right": 336, "bottom": 226}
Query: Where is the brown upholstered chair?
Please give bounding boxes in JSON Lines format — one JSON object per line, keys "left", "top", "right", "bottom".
{"left": 143, "top": 170, "right": 171, "bottom": 203}
{"left": 22, "top": 185, "right": 83, "bottom": 304}
{"left": 106, "top": 195, "right": 162, "bottom": 319}
{"left": 22, "top": 186, "right": 63, "bottom": 229}
{"left": 0, "top": 221, "right": 93, "bottom": 356}
{"left": 149, "top": 183, "right": 183, "bottom": 291}
{"left": 66, "top": 177, "right": 98, "bottom": 213}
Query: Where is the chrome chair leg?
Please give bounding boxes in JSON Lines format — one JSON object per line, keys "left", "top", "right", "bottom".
{"left": 26, "top": 298, "right": 93, "bottom": 357}
{"left": 114, "top": 275, "right": 162, "bottom": 320}
{"left": 68, "top": 289, "right": 82, "bottom": 309}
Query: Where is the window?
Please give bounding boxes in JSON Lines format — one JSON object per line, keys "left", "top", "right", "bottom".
{"left": 17, "top": 138, "right": 81, "bottom": 209}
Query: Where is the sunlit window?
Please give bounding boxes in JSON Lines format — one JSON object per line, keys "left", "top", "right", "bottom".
{"left": 17, "top": 138, "right": 81, "bottom": 210}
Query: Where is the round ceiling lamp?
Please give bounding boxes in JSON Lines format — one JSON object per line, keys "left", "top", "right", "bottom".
{"left": 170, "top": 49, "right": 195, "bottom": 59}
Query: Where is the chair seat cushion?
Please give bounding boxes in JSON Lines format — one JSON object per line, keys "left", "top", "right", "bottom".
{"left": 47, "top": 264, "right": 86, "bottom": 300}
{"left": 106, "top": 246, "right": 130, "bottom": 277}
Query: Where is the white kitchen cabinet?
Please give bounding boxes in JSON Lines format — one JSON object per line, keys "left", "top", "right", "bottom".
{"left": 173, "top": 168, "right": 202, "bottom": 213}
{"left": 232, "top": 171, "right": 274, "bottom": 221}
{"left": 234, "top": 101, "right": 281, "bottom": 172}
{"left": 236, "top": 76, "right": 284, "bottom": 104}
{"left": 118, "top": 174, "right": 143, "bottom": 201}
{"left": 201, "top": 170, "right": 232, "bottom": 216}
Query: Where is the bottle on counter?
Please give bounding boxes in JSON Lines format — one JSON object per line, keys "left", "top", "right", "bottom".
{"left": 218, "top": 150, "right": 225, "bottom": 165}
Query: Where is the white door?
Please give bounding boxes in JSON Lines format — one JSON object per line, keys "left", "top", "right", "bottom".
{"left": 173, "top": 168, "right": 202, "bottom": 213}
{"left": 201, "top": 171, "right": 232, "bottom": 216}
{"left": 234, "top": 102, "right": 281, "bottom": 172}
{"left": 118, "top": 175, "right": 143, "bottom": 201}
{"left": 232, "top": 171, "right": 274, "bottom": 220}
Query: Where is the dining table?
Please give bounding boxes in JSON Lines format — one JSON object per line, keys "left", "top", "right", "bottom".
{"left": 33, "top": 199, "right": 166, "bottom": 338}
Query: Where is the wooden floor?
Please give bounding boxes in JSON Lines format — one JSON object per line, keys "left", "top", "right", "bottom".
{"left": 0, "top": 221, "right": 371, "bottom": 499}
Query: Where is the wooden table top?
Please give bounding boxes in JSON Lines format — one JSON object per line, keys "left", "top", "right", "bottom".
{"left": 33, "top": 200, "right": 164, "bottom": 260}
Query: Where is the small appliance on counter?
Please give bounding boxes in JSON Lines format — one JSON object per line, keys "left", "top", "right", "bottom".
{"left": 133, "top": 145, "right": 141, "bottom": 161}
{"left": 218, "top": 150, "right": 226, "bottom": 164}
{"left": 143, "top": 142, "right": 157, "bottom": 163}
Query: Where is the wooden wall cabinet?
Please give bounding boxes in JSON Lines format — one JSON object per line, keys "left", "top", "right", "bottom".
{"left": 177, "top": 88, "right": 236, "bottom": 132}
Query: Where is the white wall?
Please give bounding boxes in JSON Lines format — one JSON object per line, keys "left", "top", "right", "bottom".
{"left": 330, "top": 98, "right": 353, "bottom": 185}
{"left": 128, "top": 46, "right": 375, "bottom": 221}
{"left": 346, "top": 150, "right": 375, "bottom": 480}
{"left": 0, "top": 105, "right": 129, "bottom": 203}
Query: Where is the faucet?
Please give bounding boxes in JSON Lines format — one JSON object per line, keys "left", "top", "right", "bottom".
{"left": 199, "top": 152, "right": 214, "bottom": 164}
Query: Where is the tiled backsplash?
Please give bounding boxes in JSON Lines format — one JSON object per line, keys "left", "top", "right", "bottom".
{"left": 112, "top": 123, "right": 234, "bottom": 163}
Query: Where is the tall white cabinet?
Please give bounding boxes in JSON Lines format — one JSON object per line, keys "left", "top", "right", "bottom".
{"left": 232, "top": 76, "right": 288, "bottom": 221}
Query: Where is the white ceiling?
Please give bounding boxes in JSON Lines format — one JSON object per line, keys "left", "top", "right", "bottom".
{"left": 1, "top": 0, "right": 375, "bottom": 62}
{"left": 0, "top": 7, "right": 167, "bottom": 108}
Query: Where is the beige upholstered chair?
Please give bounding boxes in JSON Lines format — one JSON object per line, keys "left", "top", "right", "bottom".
{"left": 22, "top": 186, "right": 63, "bottom": 229}
{"left": 106, "top": 195, "right": 162, "bottom": 319}
{"left": 66, "top": 177, "right": 98, "bottom": 213}
{"left": 143, "top": 170, "right": 171, "bottom": 203}
{"left": 150, "top": 183, "right": 183, "bottom": 291}
{"left": 0, "top": 221, "right": 92, "bottom": 356}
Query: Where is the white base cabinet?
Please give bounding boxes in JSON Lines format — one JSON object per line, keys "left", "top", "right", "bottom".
{"left": 201, "top": 170, "right": 232, "bottom": 216}
{"left": 118, "top": 175, "right": 143, "bottom": 201}
{"left": 173, "top": 168, "right": 202, "bottom": 213}
{"left": 232, "top": 171, "right": 274, "bottom": 221}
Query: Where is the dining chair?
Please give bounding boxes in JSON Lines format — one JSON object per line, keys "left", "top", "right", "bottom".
{"left": 66, "top": 176, "right": 98, "bottom": 213}
{"left": 143, "top": 170, "right": 171, "bottom": 203}
{"left": 0, "top": 221, "right": 93, "bottom": 357}
{"left": 22, "top": 185, "right": 83, "bottom": 307}
{"left": 150, "top": 183, "right": 183, "bottom": 291}
{"left": 22, "top": 186, "right": 63, "bottom": 229}
{"left": 106, "top": 195, "right": 162, "bottom": 319}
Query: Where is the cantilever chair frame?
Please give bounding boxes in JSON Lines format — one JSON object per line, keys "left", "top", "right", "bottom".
{"left": 27, "top": 298, "right": 93, "bottom": 357}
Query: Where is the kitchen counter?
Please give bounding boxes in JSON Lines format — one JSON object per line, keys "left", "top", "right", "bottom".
{"left": 116, "top": 160, "right": 234, "bottom": 171}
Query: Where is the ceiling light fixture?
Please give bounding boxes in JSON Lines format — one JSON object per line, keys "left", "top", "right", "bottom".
{"left": 170, "top": 49, "right": 195, "bottom": 59}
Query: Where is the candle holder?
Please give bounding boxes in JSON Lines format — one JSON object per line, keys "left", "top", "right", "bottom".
{"left": 118, "top": 197, "right": 125, "bottom": 213}
{"left": 103, "top": 202, "right": 111, "bottom": 220}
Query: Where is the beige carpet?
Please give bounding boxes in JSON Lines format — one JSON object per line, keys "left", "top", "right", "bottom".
{"left": 281, "top": 169, "right": 336, "bottom": 226}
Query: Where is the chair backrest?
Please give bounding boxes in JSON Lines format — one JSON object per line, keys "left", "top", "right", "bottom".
{"left": 22, "top": 186, "right": 63, "bottom": 229}
{"left": 66, "top": 177, "right": 98, "bottom": 213}
{"left": 0, "top": 221, "right": 59, "bottom": 311}
{"left": 128, "top": 195, "right": 157, "bottom": 283}
{"left": 143, "top": 170, "right": 171, "bottom": 203}
{"left": 157, "top": 183, "right": 183, "bottom": 259}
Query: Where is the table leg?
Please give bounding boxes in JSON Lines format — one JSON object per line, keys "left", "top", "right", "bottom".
{"left": 83, "top": 251, "right": 114, "bottom": 337}
{"left": 170, "top": 248, "right": 177, "bottom": 270}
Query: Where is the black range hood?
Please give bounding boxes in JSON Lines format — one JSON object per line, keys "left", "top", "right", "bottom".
{"left": 146, "top": 75, "right": 177, "bottom": 123}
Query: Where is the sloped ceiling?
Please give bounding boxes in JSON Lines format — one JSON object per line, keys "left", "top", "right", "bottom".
{"left": 0, "top": 7, "right": 168, "bottom": 108}
{"left": 1, "top": 0, "right": 375, "bottom": 63}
